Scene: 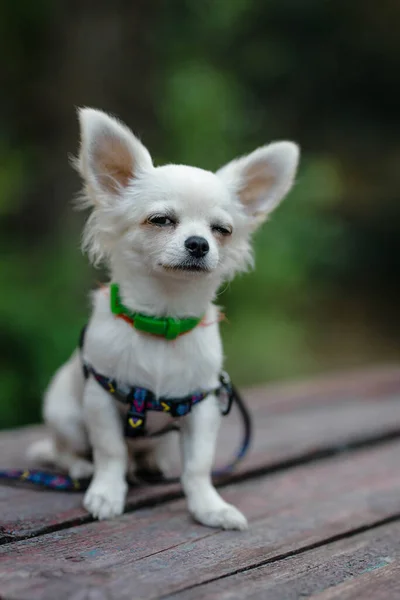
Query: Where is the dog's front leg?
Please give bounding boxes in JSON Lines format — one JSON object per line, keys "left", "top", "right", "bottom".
{"left": 83, "top": 378, "right": 128, "bottom": 520}
{"left": 180, "top": 394, "right": 248, "bottom": 530}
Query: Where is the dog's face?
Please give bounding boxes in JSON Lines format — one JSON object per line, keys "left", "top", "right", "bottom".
{"left": 77, "top": 109, "right": 299, "bottom": 282}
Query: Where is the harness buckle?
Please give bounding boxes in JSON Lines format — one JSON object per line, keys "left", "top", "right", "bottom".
{"left": 125, "top": 412, "right": 147, "bottom": 437}
{"left": 165, "top": 318, "right": 181, "bottom": 340}
{"left": 218, "top": 370, "right": 234, "bottom": 416}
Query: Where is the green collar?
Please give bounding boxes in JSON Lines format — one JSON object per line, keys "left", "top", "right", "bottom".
{"left": 110, "top": 283, "right": 203, "bottom": 340}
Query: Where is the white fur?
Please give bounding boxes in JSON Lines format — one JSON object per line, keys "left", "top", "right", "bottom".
{"left": 29, "top": 108, "right": 299, "bottom": 529}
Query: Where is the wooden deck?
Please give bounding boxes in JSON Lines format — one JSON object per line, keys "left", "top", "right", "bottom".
{"left": 1, "top": 366, "right": 400, "bottom": 599}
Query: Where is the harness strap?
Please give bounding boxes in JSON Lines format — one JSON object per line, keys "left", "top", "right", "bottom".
{"left": 80, "top": 326, "right": 231, "bottom": 438}
{"left": 83, "top": 360, "right": 220, "bottom": 437}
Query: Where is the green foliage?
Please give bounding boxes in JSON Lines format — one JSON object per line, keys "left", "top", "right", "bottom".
{"left": 158, "top": 62, "right": 246, "bottom": 168}
{"left": 0, "top": 224, "right": 90, "bottom": 428}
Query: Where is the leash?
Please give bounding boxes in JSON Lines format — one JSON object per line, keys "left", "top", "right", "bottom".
{"left": 0, "top": 385, "right": 252, "bottom": 492}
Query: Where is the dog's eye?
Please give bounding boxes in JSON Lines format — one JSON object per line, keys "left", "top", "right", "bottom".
{"left": 212, "top": 224, "right": 232, "bottom": 236}
{"left": 147, "top": 215, "right": 175, "bottom": 226}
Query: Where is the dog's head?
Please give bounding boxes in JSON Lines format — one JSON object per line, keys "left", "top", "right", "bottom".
{"left": 76, "top": 109, "right": 299, "bottom": 283}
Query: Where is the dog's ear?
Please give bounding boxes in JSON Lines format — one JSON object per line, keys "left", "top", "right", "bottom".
{"left": 77, "top": 108, "right": 153, "bottom": 198}
{"left": 217, "top": 142, "right": 299, "bottom": 225}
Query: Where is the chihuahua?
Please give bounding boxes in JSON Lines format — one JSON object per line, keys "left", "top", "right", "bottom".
{"left": 28, "top": 109, "right": 299, "bottom": 530}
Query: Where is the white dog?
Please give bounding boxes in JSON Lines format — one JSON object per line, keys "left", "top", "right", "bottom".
{"left": 28, "top": 108, "right": 299, "bottom": 530}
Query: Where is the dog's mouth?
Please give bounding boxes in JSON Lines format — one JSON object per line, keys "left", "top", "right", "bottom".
{"left": 161, "top": 261, "right": 211, "bottom": 274}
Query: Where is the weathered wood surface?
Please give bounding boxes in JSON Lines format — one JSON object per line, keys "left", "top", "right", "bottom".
{"left": 166, "top": 522, "right": 400, "bottom": 600}
{"left": 310, "top": 563, "right": 400, "bottom": 600}
{"left": 1, "top": 440, "right": 400, "bottom": 600}
{"left": 1, "top": 366, "right": 400, "bottom": 542}
{"left": 1, "top": 366, "right": 400, "bottom": 600}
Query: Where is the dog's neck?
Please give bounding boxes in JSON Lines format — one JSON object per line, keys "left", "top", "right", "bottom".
{"left": 110, "top": 263, "right": 221, "bottom": 318}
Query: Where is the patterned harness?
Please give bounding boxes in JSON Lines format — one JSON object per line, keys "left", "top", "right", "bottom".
{"left": 79, "top": 327, "right": 234, "bottom": 439}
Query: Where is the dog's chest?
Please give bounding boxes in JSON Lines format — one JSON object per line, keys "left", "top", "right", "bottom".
{"left": 85, "top": 296, "right": 223, "bottom": 398}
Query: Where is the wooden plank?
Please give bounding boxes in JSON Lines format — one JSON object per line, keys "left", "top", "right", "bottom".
{"left": 245, "top": 364, "right": 400, "bottom": 411}
{"left": 1, "top": 440, "right": 400, "bottom": 599}
{"left": 165, "top": 522, "right": 400, "bottom": 600}
{"left": 1, "top": 365, "right": 400, "bottom": 541}
{"left": 310, "top": 563, "right": 400, "bottom": 600}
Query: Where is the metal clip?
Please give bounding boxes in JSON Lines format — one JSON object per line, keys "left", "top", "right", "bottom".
{"left": 218, "top": 371, "right": 234, "bottom": 416}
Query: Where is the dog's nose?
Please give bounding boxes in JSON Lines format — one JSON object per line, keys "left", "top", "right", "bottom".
{"left": 185, "top": 236, "right": 209, "bottom": 259}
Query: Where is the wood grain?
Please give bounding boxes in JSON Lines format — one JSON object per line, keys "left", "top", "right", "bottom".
{"left": 164, "top": 521, "right": 400, "bottom": 600}
{"left": 1, "top": 440, "right": 400, "bottom": 599}
{"left": 1, "top": 366, "right": 400, "bottom": 542}
{"left": 310, "top": 563, "right": 400, "bottom": 600}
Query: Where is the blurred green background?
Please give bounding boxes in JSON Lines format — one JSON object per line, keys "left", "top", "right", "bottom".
{"left": 1, "top": 0, "right": 400, "bottom": 429}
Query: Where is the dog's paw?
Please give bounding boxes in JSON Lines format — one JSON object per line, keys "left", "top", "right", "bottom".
{"left": 69, "top": 458, "right": 94, "bottom": 480}
{"left": 84, "top": 479, "right": 127, "bottom": 520}
{"left": 192, "top": 503, "right": 248, "bottom": 531}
